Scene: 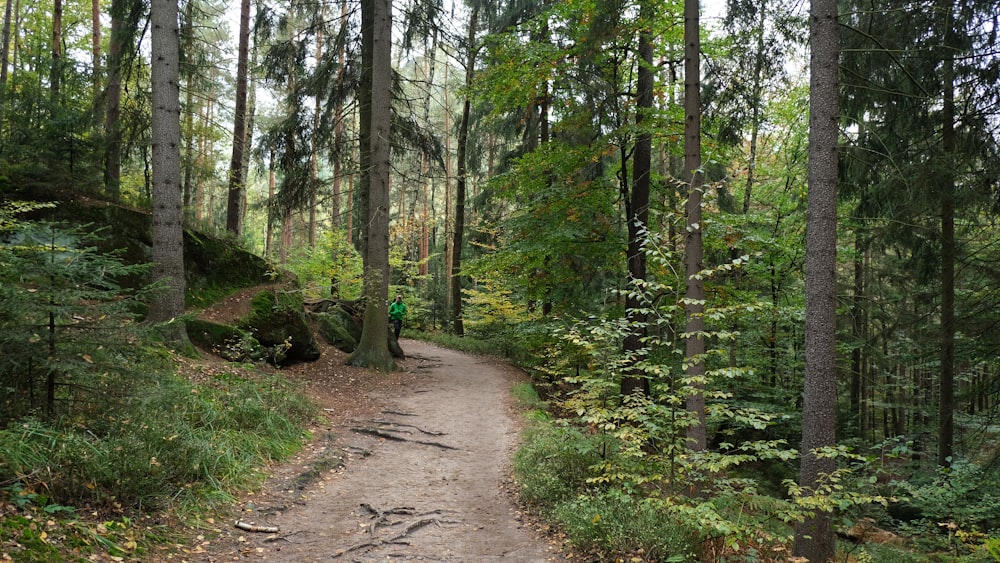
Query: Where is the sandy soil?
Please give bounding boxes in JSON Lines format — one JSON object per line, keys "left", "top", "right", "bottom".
{"left": 188, "top": 338, "right": 562, "bottom": 562}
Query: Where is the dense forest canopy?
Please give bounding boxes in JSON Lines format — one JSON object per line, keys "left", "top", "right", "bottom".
{"left": 2, "top": 0, "right": 1000, "bottom": 559}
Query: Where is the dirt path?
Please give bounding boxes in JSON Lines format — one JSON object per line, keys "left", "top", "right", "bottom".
{"left": 195, "top": 339, "right": 559, "bottom": 562}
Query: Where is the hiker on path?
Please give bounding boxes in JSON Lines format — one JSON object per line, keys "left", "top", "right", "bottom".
{"left": 388, "top": 294, "right": 407, "bottom": 340}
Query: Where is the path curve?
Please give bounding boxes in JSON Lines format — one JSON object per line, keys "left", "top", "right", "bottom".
{"left": 210, "top": 340, "right": 557, "bottom": 562}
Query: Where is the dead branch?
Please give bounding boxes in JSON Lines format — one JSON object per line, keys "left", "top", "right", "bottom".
{"left": 235, "top": 520, "right": 280, "bottom": 533}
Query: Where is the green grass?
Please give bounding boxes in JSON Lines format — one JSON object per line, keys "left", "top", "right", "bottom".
{"left": 0, "top": 360, "right": 317, "bottom": 561}
{"left": 510, "top": 381, "right": 548, "bottom": 413}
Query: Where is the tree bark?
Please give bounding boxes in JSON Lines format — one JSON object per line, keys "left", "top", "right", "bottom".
{"left": 226, "top": 0, "right": 251, "bottom": 236}
{"left": 332, "top": 0, "right": 348, "bottom": 230}
{"left": 90, "top": 0, "right": 100, "bottom": 101}
{"left": 0, "top": 0, "right": 12, "bottom": 108}
{"left": 104, "top": 0, "right": 123, "bottom": 199}
{"left": 937, "top": 2, "right": 956, "bottom": 467}
{"left": 683, "top": 0, "right": 706, "bottom": 451}
{"left": 182, "top": 0, "right": 195, "bottom": 218}
{"left": 621, "top": 0, "right": 653, "bottom": 398}
{"left": 452, "top": 5, "right": 478, "bottom": 336}
{"left": 348, "top": 0, "right": 393, "bottom": 370}
{"left": 50, "top": 0, "right": 61, "bottom": 106}
{"left": 792, "top": 0, "right": 839, "bottom": 557}
{"left": 148, "top": 0, "right": 190, "bottom": 347}
{"left": 308, "top": 2, "right": 324, "bottom": 248}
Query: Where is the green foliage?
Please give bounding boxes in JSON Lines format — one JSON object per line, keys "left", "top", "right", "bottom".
{"left": 0, "top": 214, "right": 316, "bottom": 559}
{"left": 514, "top": 423, "right": 605, "bottom": 506}
{"left": 887, "top": 458, "right": 1000, "bottom": 557}
{"left": 0, "top": 369, "right": 313, "bottom": 509}
{"left": 0, "top": 220, "right": 154, "bottom": 423}
{"left": 510, "top": 382, "right": 547, "bottom": 412}
{"left": 464, "top": 140, "right": 623, "bottom": 317}
{"left": 986, "top": 536, "right": 1000, "bottom": 561}
{"left": 282, "top": 227, "right": 362, "bottom": 300}
{"left": 0, "top": 366, "right": 313, "bottom": 560}
{"left": 507, "top": 229, "right": 893, "bottom": 559}
{"left": 555, "top": 489, "right": 699, "bottom": 561}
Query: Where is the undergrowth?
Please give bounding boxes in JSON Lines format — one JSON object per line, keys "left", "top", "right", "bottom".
{"left": 1, "top": 213, "right": 317, "bottom": 561}
{"left": 0, "top": 364, "right": 316, "bottom": 561}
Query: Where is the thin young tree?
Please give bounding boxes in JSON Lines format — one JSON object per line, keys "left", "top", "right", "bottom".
{"left": 936, "top": 0, "right": 957, "bottom": 467}
{"left": 792, "top": 0, "right": 838, "bottom": 556}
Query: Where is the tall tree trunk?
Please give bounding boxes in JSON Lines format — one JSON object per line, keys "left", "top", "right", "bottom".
{"left": 332, "top": 0, "right": 347, "bottom": 230}
{"left": 348, "top": 0, "right": 393, "bottom": 369}
{"left": 149, "top": 0, "right": 190, "bottom": 347}
{"left": 792, "top": 0, "right": 839, "bottom": 556}
{"left": 621, "top": 0, "right": 654, "bottom": 398}
{"left": 356, "top": 0, "right": 372, "bottom": 258}
{"left": 309, "top": 2, "right": 324, "bottom": 248}
{"left": 194, "top": 98, "right": 210, "bottom": 222}
{"left": 226, "top": 0, "right": 251, "bottom": 236}
{"left": 443, "top": 61, "right": 453, "bottom": 314}
{"left": 104, "top": 0, "right": 123, "bottom": 199}
{"left": 683, "top": 0, "right": 706, "bottom": 451}
{"left": 851, "top": 230, "right": 865, "bottom": 436}
{"left": 418, "top": 29, "right": 437, "bottom": 278}
{"left": 742, "top": 0, "right": 768, "bottom": 214}
{"left": 0, "top": 0, "right": 12, "bottom": 116}
{"left": 50, "top": 0, "right": 62, "bottom": 106}
{"left": 266, "top": 150, "right": 275, "bottom": 256}
{"left": 937, "top": 3, "right": 956, "bottom": 467}
{"left": 90, "top": 0, "right": 100, "bottom": 101}
{"left": 452, "top": 5, "right": 477, "bottom": 336}
{"left": 181, "top": 0, "right": 195, "bottom": 218}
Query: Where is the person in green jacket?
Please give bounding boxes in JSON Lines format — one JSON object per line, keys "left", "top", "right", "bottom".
{"left": 388, "top": 294, "right": 407, "bottom": 339}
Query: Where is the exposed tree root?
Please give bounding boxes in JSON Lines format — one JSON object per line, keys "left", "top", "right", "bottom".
{"left": 367, "top": 418, "right": 447, "bottom": 436}
{"left": 351, "top": 419, "right": 457, "bottom": 450}
{"left": 380, "top": 409, "right": 416, "bottom": 417}
{"left": 330, "top": 504, "right": 460, "bottom": 559}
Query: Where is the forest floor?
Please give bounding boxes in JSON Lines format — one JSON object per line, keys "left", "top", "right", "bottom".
{"left": 181, "top": 290, "right": 568, "bottom": 562}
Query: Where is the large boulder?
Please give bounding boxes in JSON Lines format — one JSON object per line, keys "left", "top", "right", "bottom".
{"left": 186, "top": 319, "right": 286, "bottom": 363}
{"left": 312, "top": 311, "right": 358, "bottom": 353}
{"left": 239, "top": 289, "right": 320, "bottom": 364}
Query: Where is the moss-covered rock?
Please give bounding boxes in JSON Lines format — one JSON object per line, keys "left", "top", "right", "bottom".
{"left": 186, "top": 319, "right": 275, "bottom": 362}
{"left": 312, "top": 312, "right": 358, "bottom": 353}
{"left": 240, "top": 289, "right": 320, "bottom": 364}
{"left": 31, "top": 198, "right": 273, "bottom": 308}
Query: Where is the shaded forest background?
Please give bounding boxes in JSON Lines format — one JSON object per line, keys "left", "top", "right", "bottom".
{"left": 2, "top": 0, "right": 1000, "bottom": 559}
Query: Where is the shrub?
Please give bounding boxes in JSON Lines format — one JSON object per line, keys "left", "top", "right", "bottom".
{"left": 513, "top": 422, "right": 604, "bottom": 507}
{"left": 0, "top": 369, "right": 314, "bottom": 510}
{"left": 555, "top": 489, "right": 699, "bottom": 561}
